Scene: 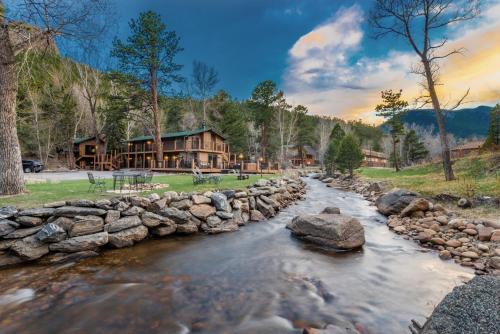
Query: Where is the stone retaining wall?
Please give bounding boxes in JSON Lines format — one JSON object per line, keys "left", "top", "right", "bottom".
{"left": 0, "top": 178, "right": 306, "bottom": 268}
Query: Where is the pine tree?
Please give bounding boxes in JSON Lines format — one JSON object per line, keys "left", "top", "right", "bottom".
{"left": 484, "top": 104, "right": 500, "bottom": 148}
{"left": 375, "top": 89, "right": 407, "bottom": 172}
{"left": 402, "top": 130, "right": 429, "bottom": 165}
{"left": 329, "top": 123, "right": 345, "bottom": 141}
{"left": 336, "top": 134, "right": 364, "bottom": 177}
{"left": 295, "top": 105, "right": 316, "bottom": 167}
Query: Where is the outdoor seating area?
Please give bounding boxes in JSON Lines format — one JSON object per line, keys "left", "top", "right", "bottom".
{"left": 192, "top": 167, "right": 222, "bottom": 185}
{"left": 86, "top": 171, "right": 169, "bottom": 194}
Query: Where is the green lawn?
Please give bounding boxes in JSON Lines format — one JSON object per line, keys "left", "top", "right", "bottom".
{"left": 358, "top": 153, "right": 500, "bottom": 198}
{"left": 0, "top": 174, "right": 274, "bottom": 209}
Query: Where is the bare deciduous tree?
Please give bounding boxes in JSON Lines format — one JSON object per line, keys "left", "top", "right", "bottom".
{"left": 192, "top": 60, "right": 219, "bottom": 127}
{"left": 317, "top": 117, "right": 334, "bottom": 167}
{"left": 0, "top": 0, "right": 112, "bottom": 195}
{"left": 370, "top": 0, "right": 481, "bottom": 181}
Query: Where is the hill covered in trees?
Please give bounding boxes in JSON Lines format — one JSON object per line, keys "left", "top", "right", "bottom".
{"left": 390, "top": 106, "right": 492, "bottom": 139}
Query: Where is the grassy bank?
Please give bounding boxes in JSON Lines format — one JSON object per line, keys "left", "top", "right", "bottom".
{"left": 358, "top": 153, "right": 500, "bottom": 198}
{"left": 0, "top": 174, "right": 273, "bottom": 209}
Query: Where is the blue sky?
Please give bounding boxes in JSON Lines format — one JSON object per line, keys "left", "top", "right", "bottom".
{"left": 99, "top": 0, "right": 395, "bottom": 99}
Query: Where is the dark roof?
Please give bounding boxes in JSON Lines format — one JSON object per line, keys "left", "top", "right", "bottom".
{"left": 74, "top": 136, "right": 95, "bottom": 145}
{"left": 128, "top": 128, "right": 225, "bottom": 143}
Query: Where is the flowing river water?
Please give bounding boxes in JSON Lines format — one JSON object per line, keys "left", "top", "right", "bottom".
{"left": 0, "top": 178, "right": 473, "bottom": 334}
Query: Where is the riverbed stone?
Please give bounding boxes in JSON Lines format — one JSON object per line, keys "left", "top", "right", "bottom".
{"left": 40, "top": 251, "right": 99, "bottom": 265}
{"left": 95, "top": 199, "right": 112, "bottom": 209}
{"left": 152, "top": 224, "right": 177, "bottom": 236}
{"left": 234, "top": 191, "right": 247, "bottom": 198}
{"left": 463, "top": 228, "right": 477, "bottom": 236}
{"left": 477, "top": 227, "right": 494, "bottom": 241}
{"left": 211, "top": 192, "right": 231, "bottom": 212}
{"left": 122, "top": 205, "right": 144, "bottom": 216}
{"left": 189, "top": 204, "right": 216, "bottom": 220}
{"left": 0, "top": 239, "right": 14, "bottom": 250}
{"left": 375, "top": 189, "right": 420, "bottom": 216}
{"left": 321, "top": 207, "right": 341, "bottom": 214}
{"left": 419, "top": 275, "right": 499, "bottom": 334}
{"left": 66, "top": 199, "right": 95, "bottom": 207}
{"left": 104, "top": 210, "right": 120, "bottom": 224}
{"left": 4, "top": 226, "right": 43, "bottom": 239}
{"left": 147, "top": 197, "right": 168, "bottom": 213}
{"left": 400, "top": 198, "right": 431, "bottom": 217}
{"left": 108, "top": 225, "right": 148, "bottom": 248}
{"left": 457, "top": 197, "right": 472, "bottom": 208}
{"left": 445, "top": 239, "right": 462, "bottom": 248}
{"left": 250, "top": 210, "right": 265, "bottom": 222}
{"left": 439, "top": 250, "right": 452, "bottom": 260}
{"left": 201, "top": 219, "right": 239, "bottom": 234}
{"left": 216, "top": 211, "right": 234, "bottom": 219}
{"left": 461, "top": 251, "right": 479, "bottom": 259}
{"left": 129, "top": 196, "right": 151, "bottom": 208}
{"left": 54, "top": 206, "right": 107, "bottom": 217}
{"left": 160, "top": 207, "right": 191, "bottom": 224}
{"left": 16, "top": 216, "right": 44, "bottom": 227}
{"left": 0, "top": 206, "right": 17, "bottom": 219}
{"left": 69, "top": 215, "right": 104, "bottom": 237}
{"left": 11, "top": 235, "right": 50, "bottom": 260}
{"left": 19, "top": 207, "right": 55, "bottom": 217}
{"left": 36, "top": 223, "right": 67, "bottom": 243}
{"left": 51, "top": 216, "right": 74, "bottom": 232}
{"left": 104, "top": 216, "right": 142, "bottom": 233}
{"left": 287, "top": 213, "right": 365, "bottom": 250}
{"left": 49, "top": 232, "right": 109, "bottom": 253}
{"left": 170, "top": 199, "right": 193, "bottom": 210}
{"left": 491, "top": 230, "right": 500, "bottom": 242}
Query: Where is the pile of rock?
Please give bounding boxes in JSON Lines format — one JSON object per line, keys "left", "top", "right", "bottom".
{"left": 0, "top": 178, "right": 306, "bottom": 268}
{"left": 378, "top": 189, "right": 500, "bottom": 275}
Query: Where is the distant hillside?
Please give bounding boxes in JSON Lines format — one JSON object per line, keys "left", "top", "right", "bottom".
{"left": 381, "top": 106, "right": 492, "bottom": 139}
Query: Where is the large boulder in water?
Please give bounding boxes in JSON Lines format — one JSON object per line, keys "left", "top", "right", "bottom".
{"left": 375, "top": 189, "right": 420, "bottom": 216}
{"left": 419, "top": 275, "right": 500, "bottom": 334}
{"left": 286, "top": 213, "right": 365, "bottom": 250}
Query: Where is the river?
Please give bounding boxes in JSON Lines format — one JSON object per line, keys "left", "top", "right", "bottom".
{"left": 0, "top": 178, "right": 473, "bottom": 334}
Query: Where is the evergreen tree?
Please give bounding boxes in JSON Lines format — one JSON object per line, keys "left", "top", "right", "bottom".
{"left": 484, "top": 104, "right": 500, "bottom": 148}
{"left": 375, "top": 89, "right": 407, "bottom": 172}
{"left": 329, "top": 123, "right": 345, "bottom": 141}
{"left": 324, "top": 137, "right": 342, "bottom": 175}
{"left": 295, "top": 105, "right": 316, "bottom": 167}
{"left": 112, "top": 11, "right": 183, "bottom": 167}
{"left": 402, "top": 130, "right": 429, "bottom": 165}
{"left": 335, "top": 134, "right": 364, "bottom": 177}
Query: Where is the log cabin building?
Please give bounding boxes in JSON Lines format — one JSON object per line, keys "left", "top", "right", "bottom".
{"left": 450, "top": 140, "right": 484, "bottom": 159}
{"left": 73, "top": 128, "right": 278, "bottom": 173}
{"left": 361, "top": 149, "right": 388, "bottom": 167}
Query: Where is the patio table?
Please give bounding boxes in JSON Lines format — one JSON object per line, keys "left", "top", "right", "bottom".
{"left": 112, "top": 171, "right": 142, "bottom": 191}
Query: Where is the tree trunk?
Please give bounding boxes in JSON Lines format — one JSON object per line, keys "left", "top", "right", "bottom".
{"left": 0, "top": 18, "right": 25, "bottom": 195}
{"left": 422, "top": 60, "right": 455, "bottom": 181}
{"left": 392, "top": 137, "right": 400, "bottom": 172}
{"left": 66, "top": 140, "right": 75, "bottom": 169}
{"left": 151, "top": 70, "right": 163, "bottom": 167}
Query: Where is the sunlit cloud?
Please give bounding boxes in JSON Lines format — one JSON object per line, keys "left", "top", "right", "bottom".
{"left": 283, "top": 2, "right": 500, "bottom": 123}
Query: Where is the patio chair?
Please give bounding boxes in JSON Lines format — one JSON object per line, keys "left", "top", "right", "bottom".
{"left": 192, "top": 167, "right": 208, "bottom": 185}
{"left": 209, "top": 175, "right": 222, "bottom": 184}
{"left": 87, "top": 172, "right": 106, "bottom": 192}
{"left": 113, "top": 171, "right": 126, "bottom": 191}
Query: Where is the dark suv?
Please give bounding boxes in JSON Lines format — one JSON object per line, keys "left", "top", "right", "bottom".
{"left": 22, "top": 160, "right": 43, "bottom": 173}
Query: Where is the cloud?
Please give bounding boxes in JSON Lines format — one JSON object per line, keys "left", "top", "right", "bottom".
{"left": 283, "top": 2, "right": 500, "bottom": 123}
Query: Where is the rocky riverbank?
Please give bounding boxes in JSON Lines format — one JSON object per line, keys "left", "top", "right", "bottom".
{"left": 314, "top": 173, "right": 500, "bottom": 276}
{"left": 0, "top": 177, "right": 306, "bottom": 269}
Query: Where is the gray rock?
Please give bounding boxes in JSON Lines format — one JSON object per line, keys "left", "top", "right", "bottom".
{"left": 49, "top": 232, "right": 109, "bottom": 253}
{"left": 211, "top": 192, "right": 231, "bottom": 212}
{"left": 122, "top": 205, "right": 145, "bottom": 216}
{"left": 4, "top": 226, "right": 43, "bottom": 239}
{"left": 375, "top": 189, "right": 420, "bottom": 216}
{"left": 129, "top": 196, "right": 151, "bottom": 208}
{"left": 249, "top": 196, "right": 256, "bottom": 210}
{"left": 206, "top": 215, "right": 222, "bottom": 227}
{"left": 151, "top": 223, "right": 177, "bottom": 236}
{"left": 170, "top": 199, "right": 193, "bottom": 210}
{"left": 160, "top": 207, "right": 191, "bottom": 224}
{"left": 457, "top": 197, "right": 472, "bottom": 209}
{"left": 147, "top": 197, "right": 168, "bottom": 213}
{"left": 114, "top": 201, "right": 129, "bottom": 211}
{"left": 216, "top": 211, "right": 234, "bottom": 219}
{"left": 108, "top": 225, "right": 148, "bottom": 248}
{"left": 66, "top": 199, "right": 95, "bottom": 207}
{"left": 256, "top": 198, "right": 275, "bottom": 218}
{"left": 232, "top": 209, "right": 245, "bottom": 226}
{"left": 287, "top": 214, "right": 365, "bottom": 250}
{"left": 105, "top": 210, "right": 121, "bottom": 224}
{"left": 175, "top": 221, "right": 199, "bottom": 234}
{"left": 69, "top": 215, "right": 104, "bottom": 237}
{"left": 54, "top": 206, "right": 107, "bottom": 217}
{"left": 43, "top": 201, "right": 66, "bottom": 208}
{"left": 95, "top": 199, "right": 112, "bottom": 208}
{"left": 234, "top": 191, "right": 247, "bottom": 199}
{"left": 104, "top": 215, "right": 142, "bottom": 233}
{"left": 222, "top": 190, "right": 235, "bottom": 199}
{"left": 141, "top": 211, "right": 172, "bottom": 227}
{"left": 419, "top": 276, "right": 500, "bottom": 334}
{"left": 189, "top": 204, "right": 216, "bottom": 220}
{"left": 191, "top": 194, "right": 211, "bottom": 205}
{"left": 40, "top": 251, "right": 99, "bottom": 265}
{"left": 400, "top": 198, "right": 431, "bottom": 217}
{"left": 147, "top": 193, "right": 161, "bottom": 201}
{"left": 321, "top": 207, "right": 341, "bottom": 214}
{"left": 16, "top": 216, "right": 44, "bottom": 227}
{"left": 0, "top": 219, "right": 17, "bottom": 236}
{"left": 52, "top": 216, "right": 75, "bottom": 232}
{"left": 36, "top": 223, "right": 67, "bottom": 243}
{"left": 0, "top": 252, "right": 24, "bottom": 267}
{"left": 19, "top": 207, "right": 55, "bottom": 217}
{"left": 250, "top": 210, "right": 265, "bottom": 222}
{"left": 201, "top": 219, "right": 239, "bottom": 234}
{"left": 11, "top": 235, "right": 50, "bottom": 260}
{"left": 0, "top": 239, "right": 15, "bottom": 250}
{"left": 260, "top": 195, "right": 280, "bottom": 209}
{"left": 0, "top": 206, "right": 18, "bottom": 219}
{"left": 254, "top": 179, "right": 270, "bottom": 187}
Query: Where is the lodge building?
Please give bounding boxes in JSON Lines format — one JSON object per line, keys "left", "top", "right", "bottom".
{"left": 361, "top": 149, "right": 388, "bottom": 167}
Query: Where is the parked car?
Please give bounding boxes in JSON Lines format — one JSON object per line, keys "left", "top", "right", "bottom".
{"left": 22, "top": 160, "right": 43, "bottom": 173}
